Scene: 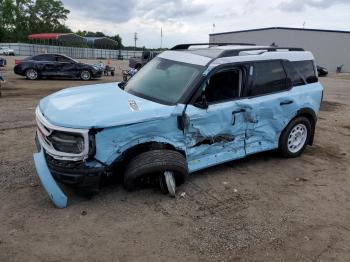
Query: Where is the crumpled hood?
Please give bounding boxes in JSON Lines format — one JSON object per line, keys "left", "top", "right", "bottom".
{"left": 39, "top": 82, "right": 174, "bottom": 129}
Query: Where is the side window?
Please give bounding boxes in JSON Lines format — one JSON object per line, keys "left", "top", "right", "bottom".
{"left": 56, "top": 56, "right": 72, "bottom": 63}
{"left": 285, "top": 60, "right": 317, "bottom": 85}
{"left": 204, "top": 69, "right": 242, "bottom": 103}
{"left": 284, "top": 61, "right": 304, "bottom": 86}
{"left": 33, "top": 55, "right": 55, "bottom": 61}
{"left": 250, "top": 61, "right": 287, "bottom": 96}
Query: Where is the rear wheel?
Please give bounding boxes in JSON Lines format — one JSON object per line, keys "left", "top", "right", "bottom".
{"left": 279, "top": 117, "right": 311, "bottom": 158}
{"left": 124, "top": 150, "right": 188, "bottom": 196}
{"left": 80, "top": 70, "right": 91, "bottom": 81}
{"left": 25, "top": 68, "right": 39, "bottom": 80}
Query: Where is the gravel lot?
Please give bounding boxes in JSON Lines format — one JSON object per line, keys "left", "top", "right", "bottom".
{"left": 0, "top": 56, "right": 349, "bottom": 262}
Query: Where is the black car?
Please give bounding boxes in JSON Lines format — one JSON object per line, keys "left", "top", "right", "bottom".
{"left": 317, "top": 65, "right": 328, "bottom": 77}
{"left": 14, "top": 54, "right": 103, "bottom": 80}
{"left": 0, "top": 57, "right": 6, "bottom": 67}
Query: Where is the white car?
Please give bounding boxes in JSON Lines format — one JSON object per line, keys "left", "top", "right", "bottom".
{"left": 0, "top": 47, "right": 15, "bottom": 56}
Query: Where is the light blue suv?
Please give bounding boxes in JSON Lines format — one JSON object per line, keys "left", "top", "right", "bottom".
{"left": 34, "top": 43, "right": 323, "bottom": 208}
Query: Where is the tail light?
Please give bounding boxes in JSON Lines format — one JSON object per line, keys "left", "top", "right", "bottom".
{"left": 15, "top": 59, "right": 21, "bottom": 65}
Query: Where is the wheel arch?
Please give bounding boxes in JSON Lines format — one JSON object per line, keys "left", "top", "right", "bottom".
{"left": 110, "top": 141, "right": 187, "bottom": 173}
{"left": 281, "top": 107, "right": 317, "bottom": 146}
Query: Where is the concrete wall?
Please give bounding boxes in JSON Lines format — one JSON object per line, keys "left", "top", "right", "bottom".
{"left": 0, "top": 43, "right": 143, "bottom": 60}
{"left": 210, "top": 28, "right": 350, "bottom": 72}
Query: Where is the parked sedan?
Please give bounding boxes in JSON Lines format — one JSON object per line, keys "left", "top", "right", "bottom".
{"left": 317, "top": 65, "right": 328, "bottom": 77}
{"left": 0, "top": 47, "right": 15, "bottom": 56}
{"left": 14, "top": 54, "right": 103, "bottom": 80}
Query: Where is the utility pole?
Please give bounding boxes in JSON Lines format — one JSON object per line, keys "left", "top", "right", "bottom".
{"left": 160, "top": 27, "right": 163, "bottom": 49}
{"left": 134, "top": 32, "right": 138, "bottom": 57}
{"left": 212, "top": 23, "right": 216, "bottom": 44}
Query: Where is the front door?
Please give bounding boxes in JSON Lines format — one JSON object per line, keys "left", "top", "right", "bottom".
{"left": 184, "top": 67, "right": 248, "bottom": 172}
{"left": 56, "top": 55, "right": 78, "bottom": 77}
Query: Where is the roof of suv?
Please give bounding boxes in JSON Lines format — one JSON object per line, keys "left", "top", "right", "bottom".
{"left": 161, "top": 43, "right": 314, "bottom": 66}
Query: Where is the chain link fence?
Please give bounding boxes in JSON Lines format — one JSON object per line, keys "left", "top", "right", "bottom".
{"left": 0, "top": 43, "right": 143, "bottom": 60}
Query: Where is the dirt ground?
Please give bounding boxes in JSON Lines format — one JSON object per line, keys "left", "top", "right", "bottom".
{"left": 0, "top": 56, "right": 349, "bottom": 262}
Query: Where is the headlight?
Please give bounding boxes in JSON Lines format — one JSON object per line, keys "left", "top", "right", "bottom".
{"left": 48, "top": 131, "right": 85, "bottom": 154}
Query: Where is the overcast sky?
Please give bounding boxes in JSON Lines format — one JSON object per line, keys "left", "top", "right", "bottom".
{"left": 61, "top": 0, "right": 350, "bottom": 48}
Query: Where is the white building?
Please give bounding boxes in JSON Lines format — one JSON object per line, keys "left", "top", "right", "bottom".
{"left": 209, "top": 27, "right": 350, "bottom": 72}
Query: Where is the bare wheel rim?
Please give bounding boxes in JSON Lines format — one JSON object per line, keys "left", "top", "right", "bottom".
{"left": 163, "top": 171, "right": 176, "bottom": 197}
{"left": 81, "top": 70, "right": 90, "bottom": 80}
{"left": 287, "top": 123, "right": 308, "bottom": 153}
{"left": 26, "top": 69, "right": 37, "bottom": 79}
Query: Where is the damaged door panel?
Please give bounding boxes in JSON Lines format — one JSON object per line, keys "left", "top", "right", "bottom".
{"left": 185, "top": 103, "right": 247, "bottom": 172}
{"left": 185, "top": 67, "right": 248, "bottom": 172}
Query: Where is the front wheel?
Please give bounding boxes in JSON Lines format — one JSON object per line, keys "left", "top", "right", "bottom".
{"left": 124, "top": 150, "right": 188, "bottom": 195}
{"left": 80, "top": 70, "right": 91, "bottom": 81}
{"left": 279, "top": 117, "right": 311, "bottom": 158}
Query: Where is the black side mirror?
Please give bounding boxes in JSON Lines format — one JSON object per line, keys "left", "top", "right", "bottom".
{"left": 118, "top": 81, "right": 126, "bottom": 90}
{"left": 194, "top": 93, "right": 208, "bottom": 109}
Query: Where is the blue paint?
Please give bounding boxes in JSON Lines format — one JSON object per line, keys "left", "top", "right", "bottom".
{"left": 34, "top": 56, "right": 323, "bottom": 207}
{"left": 33, "top": 150, "right": 68, "bottom": 208}
{"left": 39, "top": 82, "right": 175, "bottom": 129}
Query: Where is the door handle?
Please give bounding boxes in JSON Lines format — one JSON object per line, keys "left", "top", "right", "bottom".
{"left": 232, "top": 108, "right": 246, "bottom": 114}
{"left": 232, "top": 109, "right": 246, "bottom": 125}
{"left": 280, "top": 100, "right": 294, "bottom": 106}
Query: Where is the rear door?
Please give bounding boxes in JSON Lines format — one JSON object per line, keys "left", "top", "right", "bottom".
{"left": 237, "top": 60, "right": 296, "bottom": 155}
{"left": 35, "top": 55, "right": 57, "bottom": 76}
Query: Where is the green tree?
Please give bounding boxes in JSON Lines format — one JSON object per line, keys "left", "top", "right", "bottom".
{"left": 28, "top": 0, "right": 70, "bottom": 33}
{"left": 0, "top": 0, "right": 70, "bottom": 42}
{"left": 110, "top": 34, "right": 123, "bottom": 49}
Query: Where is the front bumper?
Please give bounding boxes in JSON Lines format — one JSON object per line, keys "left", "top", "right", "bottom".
{"left": 92, "top": 70, "right": 103, "bottom": 78}
{"left": 34, "top": 136, "right": 106, "bottom": 208}
{"left": 33, "top": 149, "right": 68, "bottom": 208}
{"left": 45, "top": 153, "right": 104, "bottom": 190}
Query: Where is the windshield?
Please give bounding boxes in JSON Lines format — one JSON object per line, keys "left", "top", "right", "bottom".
{"left": 124, "top": 57, "right": 203, "bottom": 105}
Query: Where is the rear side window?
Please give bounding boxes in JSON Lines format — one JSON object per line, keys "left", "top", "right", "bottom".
{"left": 285, "top": 60, "right": 317, "bottom": 85}
{"left": 250, "top": 61, "right": 287, "bottom": 96}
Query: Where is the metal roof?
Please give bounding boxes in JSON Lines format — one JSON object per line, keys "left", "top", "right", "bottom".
{"left": 209, "top": 27, "right": 350, "bottom": 36}
{"left": 28, "top": 33, "right": 86, "bottom": 43}
{"left": 84, "top": 37, "right": 118, "bottom": 47}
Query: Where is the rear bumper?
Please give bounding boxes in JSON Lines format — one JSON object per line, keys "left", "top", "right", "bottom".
{"left": 13, "top": 66, "right": 24, "bottom": 76}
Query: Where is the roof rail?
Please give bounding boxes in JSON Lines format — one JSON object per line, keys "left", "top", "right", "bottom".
{"left": 219, "top": 47, "right": 305, "bottom": 58}
{"left": 171, "top": 43, "right": 256, "bottom": 50}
